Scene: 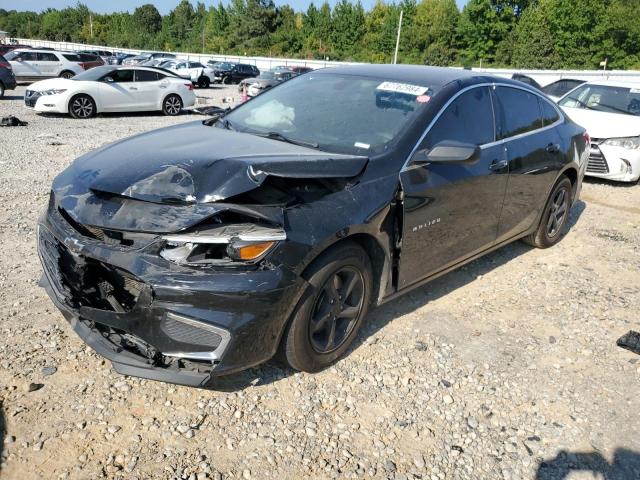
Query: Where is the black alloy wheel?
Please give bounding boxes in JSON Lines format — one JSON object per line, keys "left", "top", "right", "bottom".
{"left": 163, "top": 94, "right": 183, "bottom": 116}
{"left": 546, "top": 186, "right": 569, "bottom": 238}
{"left": 309, "top": 267, "right": 365, "bottom": 354}
{"left": 523, "top": 176, "right": 573, "bottom": 248}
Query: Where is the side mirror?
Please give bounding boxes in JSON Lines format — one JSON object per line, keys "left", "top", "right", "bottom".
{"left": 103, "top": 76, "right": 114, "bottom": 83}
{"left": 15, "top": 56, "right": 23, "bottom": 62}
{"left": 411, "top": 141, "right": 481, "bottom": 165}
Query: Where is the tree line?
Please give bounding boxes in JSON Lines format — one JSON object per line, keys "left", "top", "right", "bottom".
{"left": 1, "top": 0, "right": 639, "bottom": 69}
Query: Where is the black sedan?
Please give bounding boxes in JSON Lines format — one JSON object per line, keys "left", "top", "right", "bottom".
{"left": 37, "top": 65, "right": 589, "bottom": 387}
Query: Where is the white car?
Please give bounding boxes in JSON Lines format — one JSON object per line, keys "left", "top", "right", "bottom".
{"left": 5, "top": 49, "right": 85, "bottom": 81}
{"left": 160, "top": 60, "right": 216, "bottom": 88}
{"left": 559, "top": 80, "right": 640, "bottom": 183}
{"left": 24, "top": 66, "right": 196, "bottom": 118}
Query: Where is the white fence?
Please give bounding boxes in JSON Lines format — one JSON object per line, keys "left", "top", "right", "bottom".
{"left": 12, "top": 38, "right": 640, "bottom": 86}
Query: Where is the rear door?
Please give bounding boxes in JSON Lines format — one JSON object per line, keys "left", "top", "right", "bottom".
{"left": 37, "top": 52, "right": 62, "bottom": 77}
{"left": 133, "top": 70, "right": 164, "bottom": 109}
{"left": 493, "top": 86, "right": 565, "bottom": 242}
{"left": 98, "top": 69, "right": 136, "bottom": 111}
{"left": 398, "top": 85, "right": 509, "bottom": 289}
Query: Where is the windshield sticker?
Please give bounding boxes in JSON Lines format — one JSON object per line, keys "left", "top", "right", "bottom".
{"left": 416, "top": 95, "right": 431, "bottom": 103}
{"left": 377, "top": 81, "right": 429, "bottom": 96}
{"left": 354, "top": 142, "right": 370, "bottom": 149}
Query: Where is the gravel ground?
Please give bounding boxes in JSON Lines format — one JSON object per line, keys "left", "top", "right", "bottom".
{"left": 0, "top": 85, "right": 639, "bottom": 480}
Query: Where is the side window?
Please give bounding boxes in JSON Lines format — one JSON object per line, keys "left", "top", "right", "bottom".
{"left": 135, "top": 70, "right": 160, "bottom": 82}
{"left": 540, "top": 98, "right": 560, "bottom": 126}
{"left": 21, "top": 51, "right": 37, "bottom": 61}
{"left": 110, "top": 69, "right": 134, "bottom": 82}
{"left": 38, "top": 53, "right": 59, "bottom": 62}
{"left": 495, "top": 87, "right": 543, "bottom": 139}
{"left": 421, "top": 86, "right": 495, "bottom": 149}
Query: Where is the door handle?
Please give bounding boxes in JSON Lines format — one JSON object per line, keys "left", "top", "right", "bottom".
{"left": 489, "top": 159, "right": 508, "bottom": 171}
{"left": 546, "top": 143, "right": 560, "bottom": 154}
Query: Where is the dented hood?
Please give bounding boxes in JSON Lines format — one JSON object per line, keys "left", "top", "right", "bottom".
{"left": 55, "top": 121, "right": 368, "bottom": 205}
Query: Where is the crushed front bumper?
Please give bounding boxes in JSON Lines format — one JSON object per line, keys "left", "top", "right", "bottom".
{"left": 37, "top": 205, "right": 306, "bottom": 387}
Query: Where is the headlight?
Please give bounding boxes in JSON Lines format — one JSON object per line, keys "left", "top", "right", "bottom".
{"left": 159, "top": 223, "right": 285, "bottom": 265}
{"left": 41, "top": 89, "right": 67, "bottom": 96}
{"left": 602, "top": 136, "right": 640, "bottom": 150}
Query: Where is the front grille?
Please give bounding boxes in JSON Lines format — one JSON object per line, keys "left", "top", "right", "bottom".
{"left": 57, "top": 208, "right": 135, "bottom": 248}
{"left": 24, "top": 90, "right": 40, "bottom": 108}
{"left": 38, "top": 226, "right": 145, "bottom": 312}
{"left": 160, "top": 316, "right": 222, "bottom": 349}
{"left": 587, "top": 142, "right": 609, "bottom": 174}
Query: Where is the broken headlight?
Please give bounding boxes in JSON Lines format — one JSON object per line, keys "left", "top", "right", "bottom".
{"left": 159, "top": 223, "right": 285, "bottom": 265}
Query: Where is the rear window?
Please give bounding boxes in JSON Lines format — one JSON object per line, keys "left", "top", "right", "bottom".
{"left": 135, "top": 70, "right": 161, "bottom": 82}
{"left": 559, "top": 84, "right": 640, "bottom": 117}
{"left": 540, "top": 98, "right": 560, "bottom": 126}
{"left": 495, "top": 87, "right": 543, "bottom": 139}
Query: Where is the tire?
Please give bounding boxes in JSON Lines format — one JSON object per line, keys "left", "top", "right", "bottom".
{"left": 523, "top": 176, "right": 572, "bottom": 248}
{"left": 0, "top": 82, "right": 4, "bottom": 98}
{"left": 59, "top": 71, "right": 75, "bottom": 79}
{"left": 68, "top": 94, "right": 96, "bottom": 119}
{"left": 162, "top": 94, "right": 183, "bottom": 116}
{"left": 197, "top": 76, "right": 210, "bottom": 89}
{"left": 221, "top": 76, "right": 229, "bottom": 85}
{"left": 280, "top": 242, "right": 373, "bottom": 372}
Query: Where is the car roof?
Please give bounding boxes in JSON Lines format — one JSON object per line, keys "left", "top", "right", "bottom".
{"left": 315, "top": 64, "right": 515, "bottom": 89}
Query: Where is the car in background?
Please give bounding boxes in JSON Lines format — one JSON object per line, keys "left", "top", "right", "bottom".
{"left": 0, "top": 54, "right": 17, "bottom": 98}
{"left": 5, "top": 49, "right": 87, "bottom": 81}
{"left": 273, "top": 65, "right": 313, "bottom": 76}
{"left": 0, "top": 44, "right": 32, "bottom": 56}
{"left": 24, "top": 65, "right": 195, "bottom": 118}
{"left": 80, "top": 49, "right": 113, "bottom": 63}
{"left": 37, "top": 65, "right": 588, "bottom": 386}
{"left": 75, "top": 52, "right": 105, "bottom": 69}
{"left": 108, "top": 53, "right": 135, "bottom": 65}
{"left": 213, "top": 62, "right": 259, "bottom": 84}
{"left": 542, "top": 78, "right": 586, "bottom": 102}
{"left": 124, "top": 53, "right": 176, "bottom": 66}
{"left": 238, "top": 70, "right": 295, "bottom": 96}
{"left": 160, "top": 60, "right": 216, "bottom": 88}
{"left": 511, "top": 73, "right": 542, "bottom": 90}
{"left": 558, "top": 80, "right": 640, "bottom": 183}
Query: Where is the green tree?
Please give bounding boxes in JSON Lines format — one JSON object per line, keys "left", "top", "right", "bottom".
{"left": 133, "top": 4, "right": 162, "bottom": 34}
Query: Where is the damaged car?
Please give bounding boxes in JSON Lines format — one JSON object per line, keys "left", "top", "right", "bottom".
{"left": 38, "top": 65, "right": 589, "bottom": 387}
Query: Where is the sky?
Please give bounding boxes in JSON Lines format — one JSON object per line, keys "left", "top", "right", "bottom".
{"left": 0, "top": 0, "right": 469, "bottom": 15}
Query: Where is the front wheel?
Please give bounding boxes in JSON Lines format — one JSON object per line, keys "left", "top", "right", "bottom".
{"left": 162, "top": 94, "right": 183, "bottom": 116}
{"left": 280, "top": 242, "right": 373, "bottom": 372}
{"left": 523, "top": 176, "right": 572, "bottom": 248}
{"left": 68, "top": 94, "right": 96, "bottom": 119}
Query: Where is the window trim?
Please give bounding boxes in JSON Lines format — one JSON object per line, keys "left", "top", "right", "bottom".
{"left": 402, "top": 82, "right": 565, "bottom": 172}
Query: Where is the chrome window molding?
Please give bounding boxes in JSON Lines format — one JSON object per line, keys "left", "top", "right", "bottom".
{"left": 402, "top": 82, "right": 565, "bottom": 172}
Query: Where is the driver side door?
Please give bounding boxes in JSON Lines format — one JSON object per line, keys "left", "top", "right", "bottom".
{"left": 98, "top": 69, "right": 136, "bottom": 111}
{"left": 398, "top": 86, "right": 509, "bottom": 289}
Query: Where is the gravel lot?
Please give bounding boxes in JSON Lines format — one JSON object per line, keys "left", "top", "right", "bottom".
{"left": 0, "top": 84, "right": 639, "bottom": 480}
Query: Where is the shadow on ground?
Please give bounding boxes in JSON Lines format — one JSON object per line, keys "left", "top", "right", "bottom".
{"left": 204, "top": 202, "right": 587, "bottom": 392}
{"left": 536, "top": 449, "right": 640, "bottom": 479}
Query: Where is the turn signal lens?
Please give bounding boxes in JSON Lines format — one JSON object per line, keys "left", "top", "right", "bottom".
{"left": 233, "top": 241, "right": 275, "bottom": 260}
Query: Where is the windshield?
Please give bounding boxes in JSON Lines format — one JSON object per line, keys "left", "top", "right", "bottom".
{"left": 559, "top": 84, "right": 640, "bottom": 116}
{"left": 4, "top": 51, "right": 20, "bottom": 60}
{"left": 72, "top": 66, "right": 116, "bottom": 81}
{"left": 216, "top": 62, "right": 234, "bottom": 70}
{"left": 223, "top": 73, "right": 436, "bottom": 155}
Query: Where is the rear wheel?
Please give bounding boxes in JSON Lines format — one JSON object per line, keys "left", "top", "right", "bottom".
{"left": 68, "top": 94, "right": 96, "bottom": 119}
{"left": 523, "top": 176, "right": 572, "bottom": 248}
{"left": 59, "top": 70, "right": 75, "bottom": 79}
{"left": 162, "top": 94, "right": 183, "bottom": 116}
{"left": 197, "top": 76, "right": 210, "bottom": 89}
{"left": 0, "top": 81, "right": 4, "bottom": 98}
{"left": 280, "top": 243, "right": 372, "bottom": 372}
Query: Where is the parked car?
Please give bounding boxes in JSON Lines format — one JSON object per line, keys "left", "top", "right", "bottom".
{"left": 75, "top": 52, "right": 105, "bottom": 69}
{"left": 24, "top": 65, "right": 195, "bottom": 118}
{"left": 238, "top": 70, "right": 295, "bottom": 96}
{"left": 0, "top": 44, "right": 31, "bottom": 56}
{"left": 0, "top": 54, "right": 17, "bottom": 98}
{"left": 5, "top": 49, "right": 87, "bottom": 81}
{"left": 542, "top": 78, "right": 586, "bottom": 102}
{"left": 214, "top": 62, "right": 259, "bottom": 84}
{"left": 511, "top": 73, "right": 542, "bottom": 90}
{"left": 108, "top": 53, "right": 135, "bottom": 65}
{"left": 80, "top": 49, "right": 113, "bottom": 62}
{"left": 558, "top": 80, "right": 640, "bottom": 182}
{"left": 160, "top": 60, "right": 216, "bottom": 88}
{"left": 37, "top": 65, "right": 588, "bottom": 387}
